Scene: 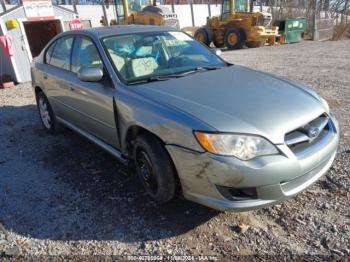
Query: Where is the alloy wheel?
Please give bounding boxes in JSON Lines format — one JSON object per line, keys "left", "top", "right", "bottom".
{"left": 38, "top": 97, "right": 51, "bottom": 129}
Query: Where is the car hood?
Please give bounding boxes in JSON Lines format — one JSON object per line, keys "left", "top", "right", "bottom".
{"left": 132, "top": 65, "right": 326, "bottom": 144}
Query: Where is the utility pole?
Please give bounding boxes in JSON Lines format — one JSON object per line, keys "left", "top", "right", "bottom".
{"left": 72, "top": 0, "right": 78, "bottom": 14}
{"left": 189, "top": 0, "right": 195, "bottom": 27}
{"left": 250, "top": 0, "right": 254, "bottom": 12}
{"left": 102, "top": 0, "right": 108, "bottom": 26}
{"left": 312, "top": 0, "right": 319, "bottom": 40}
{"left": 0, "top": 0, "right": 6, "bottom": 13}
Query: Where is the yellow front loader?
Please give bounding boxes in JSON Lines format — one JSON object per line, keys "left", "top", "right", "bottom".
{"left": 194, "top": 0, "right": 278, "bottom": 49}
{"left": 113, "top": 0, "right": 179, "bottom": 29}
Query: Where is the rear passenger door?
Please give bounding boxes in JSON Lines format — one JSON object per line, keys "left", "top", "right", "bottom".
{"left": 41, "top": 36, "right": 74, "bottom": 119}
{"left": 66, "top": 36, "right": 120, "bottom": 149}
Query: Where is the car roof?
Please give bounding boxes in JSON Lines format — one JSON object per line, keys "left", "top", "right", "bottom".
{"left": 64, "top": 25, "right": 176, "bottom": 39}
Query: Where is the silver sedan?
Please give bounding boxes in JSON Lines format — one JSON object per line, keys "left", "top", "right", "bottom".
{"left": 31, "top": 26, "right": 339, "bottom": 211}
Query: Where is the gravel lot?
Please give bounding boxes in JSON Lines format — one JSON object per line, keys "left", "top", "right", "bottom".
{"left": 0, "top": 40, "right": 349, "bottom": 260}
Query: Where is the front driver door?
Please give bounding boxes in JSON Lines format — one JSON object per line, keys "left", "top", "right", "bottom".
{"left": 64, "top": 36, "right": 120, "bottom": 149}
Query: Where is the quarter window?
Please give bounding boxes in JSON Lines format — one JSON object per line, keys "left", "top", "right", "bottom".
{"left": 47, "top": 37, "right": 73, "bottom": 70}
{"left": 45, "top": 42, "right": 56, "bottom": 64}
{"left": 71, "top": 37, "right": 103, "bottom": 74}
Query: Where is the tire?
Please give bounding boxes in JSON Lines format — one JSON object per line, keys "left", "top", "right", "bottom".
{"left": 224, "top": 27, "right": 244, "bottom": 50}
{"left": 194, "top": 26, "right": 212, "bottom": 46}
{"left": 246, "top": 41, "right": 265, "bottom": 48}
{"left": 133, "top": 134, "right": 177, "bottom": 203}
{"left": 36, "top": 91, "right": 63, "bottom": 134}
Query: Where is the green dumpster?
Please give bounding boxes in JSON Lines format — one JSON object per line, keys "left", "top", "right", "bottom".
{"left": 273, "top": 18, "right": 306, "bottom": 44}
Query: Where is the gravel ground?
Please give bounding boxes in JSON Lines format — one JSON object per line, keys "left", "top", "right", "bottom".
{"left": 0, "top": 40, "right": 349, "bottom": 260}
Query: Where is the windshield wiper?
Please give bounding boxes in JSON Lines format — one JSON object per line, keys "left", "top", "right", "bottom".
{"left": 128, "top": 67, "right": 222, "bottom": 85}
{"left": 194, "top": 66, "right": 222, "bottom": 71}
{"left": 179, "top": 66, "right": 222, "bottom": 75}
{"left": 128, "top": 74, "right": 183, "bottom": 85}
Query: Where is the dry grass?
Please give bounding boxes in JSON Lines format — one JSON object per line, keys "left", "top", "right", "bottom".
{"left": 332, "top": 23, "right": 350, "bottom": 40}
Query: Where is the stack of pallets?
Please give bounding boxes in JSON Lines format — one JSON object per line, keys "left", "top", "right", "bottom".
{"left": 0, "top": 74, "right": 14, "bottom": 89}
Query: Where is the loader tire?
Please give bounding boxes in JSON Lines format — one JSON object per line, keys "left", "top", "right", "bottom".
{"left": 194, "top": 26, "right": 213, "bottom": 46}
{"left": 224, "top": 27, "right": 244, "bottom": 50}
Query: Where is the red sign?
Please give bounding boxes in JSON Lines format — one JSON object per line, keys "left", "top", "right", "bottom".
{"left": 70, "top": 19, "right": 83, "bottom": 30}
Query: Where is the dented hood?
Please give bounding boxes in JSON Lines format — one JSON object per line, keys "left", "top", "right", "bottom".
{"left": 132, "top": 65, "right": 326, "bottom": 144}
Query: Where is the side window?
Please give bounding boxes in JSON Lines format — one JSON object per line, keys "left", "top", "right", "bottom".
{"left": 48, "top": 37, "right": 73, "bottom": 70}
{"left": 71, "top": 37, "right": 103, "bottom": 74}
{"left": 45, "top": 42, "right": 56, "bottom": 64}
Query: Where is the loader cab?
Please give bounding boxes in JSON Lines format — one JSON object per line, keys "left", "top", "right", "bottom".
{"left": 220, "top": 0, "right": 232, "bottom": 20}
{"left": 115, "top": 0, "right": 155, "bottom": 23}
{"left": 115, "top": 0, "right": 126, "bottom": 23}
{"left": 220, "top": 0, "right": 250, "bottom": 20}
{"left": 129, "top": 0, "right": 150, "bottom": 13}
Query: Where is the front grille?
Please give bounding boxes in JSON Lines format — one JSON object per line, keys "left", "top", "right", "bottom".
{"left": 258, "top": 14, "right": 272, "bottom": 27}
{"left": 285, "top": 114, "right": 333, "bottom": 155}
{"left": 263, "top": 16, "right": 272, "bottom": 27}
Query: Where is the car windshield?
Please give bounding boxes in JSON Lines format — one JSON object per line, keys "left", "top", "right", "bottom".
{"left": 102, "top": 31, "right": 227, "bottom": 84}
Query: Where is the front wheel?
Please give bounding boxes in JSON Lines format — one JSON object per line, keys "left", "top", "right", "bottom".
{"left": 133, "top": 134, "right": 177, "bottom": 203}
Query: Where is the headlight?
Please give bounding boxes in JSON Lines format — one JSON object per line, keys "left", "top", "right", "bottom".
{"left": 320, "top": 97, "right": 329, "bottom": 113}
{"left": 194, "top": 132, "right": 278, "bottom": 160}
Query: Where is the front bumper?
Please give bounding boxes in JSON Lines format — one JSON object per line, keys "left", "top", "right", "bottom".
{"left": 166, "top": 116, "right": 339, "bottom": 211}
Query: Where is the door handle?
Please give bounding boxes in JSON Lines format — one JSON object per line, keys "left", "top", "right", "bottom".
{"left": 69, "top": 85, "right": 75, "bottom": 92}
{"left": 43, "top": 73, "right": 48, "bottom": 80}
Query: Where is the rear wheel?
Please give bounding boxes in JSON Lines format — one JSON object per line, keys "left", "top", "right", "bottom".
{"left": 133, "top": 134, "right": 177, "bottom": 203}
{"left": 224, "top": 28, "right": 244, "bottom": 50}
{"left": 194, "top": 26, "right": 212, "bottom": 46}
{"left": 36, "top": 91, "right": 62, "bottom": 134}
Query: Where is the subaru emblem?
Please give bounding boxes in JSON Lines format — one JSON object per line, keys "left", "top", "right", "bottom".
{"left": 308, "top": 127, "right": 320, "bottom": 138}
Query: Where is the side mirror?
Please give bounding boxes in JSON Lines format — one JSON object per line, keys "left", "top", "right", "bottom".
{"left": 78, "top": 67, "right": 103, "bottom": 82}
{"left": 213, "top": 48, "right": 222, "bottom": 56}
